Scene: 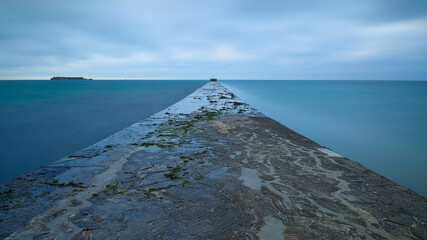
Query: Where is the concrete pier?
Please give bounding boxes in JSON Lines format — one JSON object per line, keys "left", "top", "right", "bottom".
{"left": 1, "top": 82, "right": 426, "bottom": 239}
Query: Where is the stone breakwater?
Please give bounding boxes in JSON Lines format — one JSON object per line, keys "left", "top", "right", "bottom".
{"left": 0, "top": 82, "right": 426, "bottom": 239}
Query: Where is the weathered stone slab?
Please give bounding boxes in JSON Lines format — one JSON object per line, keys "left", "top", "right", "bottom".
{"left": 0, "top": 82, "right": 426, "bottom": 239}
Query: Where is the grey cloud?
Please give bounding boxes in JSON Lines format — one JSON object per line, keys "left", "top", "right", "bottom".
{"left": 0, "top": 0, "right": 426, "bottom": 80}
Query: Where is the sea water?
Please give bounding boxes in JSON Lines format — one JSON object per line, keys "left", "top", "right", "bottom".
{"left": 1, "top": 80, "right": 426, "bottom": 198}
{"left": 223, "top": 80, "right": 427, "bottom": 197}
{"left": 0, "top": 80, "right": 205, "bottom": 183}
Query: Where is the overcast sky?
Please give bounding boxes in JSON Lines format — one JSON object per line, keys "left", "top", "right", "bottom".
{"left": 1, "top": 0, "right": 426, "bottom": 80}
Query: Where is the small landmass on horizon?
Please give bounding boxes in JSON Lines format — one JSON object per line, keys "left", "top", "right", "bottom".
{"left": 50, "top": 76, "right": 93, "bottom": 80}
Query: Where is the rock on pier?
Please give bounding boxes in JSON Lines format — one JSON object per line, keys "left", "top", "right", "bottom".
{"left": 1, "top": 82, "right": 426, "bottom": 239}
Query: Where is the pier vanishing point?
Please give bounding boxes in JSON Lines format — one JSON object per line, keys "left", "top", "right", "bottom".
{"left": 0, "top": 81, "right": 426, "bottom": 239}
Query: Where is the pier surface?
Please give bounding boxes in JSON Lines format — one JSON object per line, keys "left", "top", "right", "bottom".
{"left": 1, "top": 82, "right": 426, "bottom": 239}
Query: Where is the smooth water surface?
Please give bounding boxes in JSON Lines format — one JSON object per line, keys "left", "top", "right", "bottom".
{"left": 0, "top": 80, "right": 205, "bottom": 183}
{"left": 224, "top": 80, "right": 427, "bottom": 197}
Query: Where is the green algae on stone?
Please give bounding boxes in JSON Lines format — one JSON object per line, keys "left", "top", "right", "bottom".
{"left": 158, "top": 133, "right": 179, "bottom": 138}
{"left": 195, "top": 175, "right": 204, "bottom": 181}
{"left": 163, "top": 165, "right": 189, "bottom": 180}
{"left": 140, "top": 142, "right": 157, "bottom": 147}
{"left": 140, "top": 140, "right": 184, "bottom": 148}
{"left": 104, "top": 184, "right": 127, "bottom": 195}
{"left": 194, "top": 150, "right": 208, "bottom": 156}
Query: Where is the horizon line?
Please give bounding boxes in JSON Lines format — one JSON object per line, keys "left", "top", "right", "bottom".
{"left": 0, "top": 78, "right": 426, "bottom": 81}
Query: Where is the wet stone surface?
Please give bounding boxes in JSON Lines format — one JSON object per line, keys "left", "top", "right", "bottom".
{"left": 0, "top": 82, "right": 426, "bottom": 239}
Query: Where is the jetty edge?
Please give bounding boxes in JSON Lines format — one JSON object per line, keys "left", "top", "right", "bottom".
{"left": 0, "top": 82, "right": 426, "bottom": 239}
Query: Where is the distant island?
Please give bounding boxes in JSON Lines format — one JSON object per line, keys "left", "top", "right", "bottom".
{"left": 50, "top": 77, "right": 93, "bottom": 80}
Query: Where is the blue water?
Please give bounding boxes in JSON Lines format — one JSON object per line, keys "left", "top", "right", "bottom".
{"left": 223, "top": 80, "right": 427, "bottom": 197}
{"left": 0, "top": 80, "right": 205, "bottom": 183}
{"left": 1, "top": 80, "right": 426, "bottom": 197}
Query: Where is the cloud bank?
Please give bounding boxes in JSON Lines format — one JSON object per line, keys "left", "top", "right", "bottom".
{"left": 0, "top": 0, "right": 426, "bottom": 80}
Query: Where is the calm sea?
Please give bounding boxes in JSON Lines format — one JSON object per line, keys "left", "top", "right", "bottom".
{"left": 1, "top": 80, "right": 426, "bottom": 197}
{"left": 0, "top": 80, "right": 205, "bottom": 183}
{"left": 223, "top": 80, "right": 427, "bottom": 197}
